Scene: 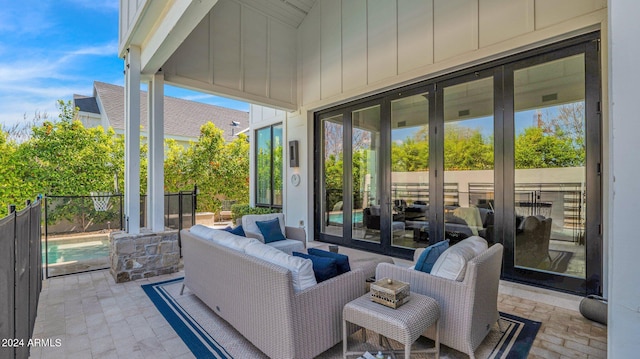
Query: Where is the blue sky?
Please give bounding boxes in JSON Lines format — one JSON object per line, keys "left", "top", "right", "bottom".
{"left": 0, "top": 0, "right": 249, "bottom": 128}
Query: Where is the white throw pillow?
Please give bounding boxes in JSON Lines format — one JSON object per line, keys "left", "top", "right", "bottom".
{"left": 242, "top": 213, "right": 286, "bottom": 242}
{"left": 244, "top": 241, "right": 317, "bottom": 292}
{"left": 189, "top": 224, "right": 216, "bottom": 241}
{"left": 430, "top": 236, "right": 488, "bottom": 281}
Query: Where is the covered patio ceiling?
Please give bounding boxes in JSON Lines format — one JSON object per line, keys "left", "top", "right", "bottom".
{"left": 120, "top": 0, "right": 318, "bottom": 111}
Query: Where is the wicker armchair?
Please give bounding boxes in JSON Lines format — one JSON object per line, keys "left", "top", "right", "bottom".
{"left": 515, "top": 215, "right": 552, "bottom": 268}
{"left": 376, "top": 243, "right": 504, "bottom": 359}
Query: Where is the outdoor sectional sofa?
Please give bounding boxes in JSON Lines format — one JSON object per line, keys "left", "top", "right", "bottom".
{"left": 181, "top": 226, "right": 367, "bottom": 359}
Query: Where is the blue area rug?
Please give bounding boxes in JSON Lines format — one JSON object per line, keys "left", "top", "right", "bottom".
{"left": 142, "top": 277, "right": 541, "bottom": 359}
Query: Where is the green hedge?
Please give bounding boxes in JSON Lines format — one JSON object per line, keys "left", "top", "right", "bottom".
{"left": 230, "top": 204, "right": 281, "bottom": 222}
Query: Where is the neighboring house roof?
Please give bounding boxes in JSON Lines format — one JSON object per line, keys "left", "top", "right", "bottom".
{"left": 73, "top": 95, "right": 100, "bottom": 114}
{"left": 74, "top": 81, "right": 249, "bottom": 142}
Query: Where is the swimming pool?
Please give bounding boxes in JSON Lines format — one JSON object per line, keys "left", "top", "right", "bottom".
{"left": 328, "top": 212, "right": 364, "bottom": 225}
{"left": 45, "top": 236, "right": 109, "bottom": 264}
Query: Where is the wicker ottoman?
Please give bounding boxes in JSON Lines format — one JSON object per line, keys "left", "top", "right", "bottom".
{"left": 343, "top": 292, "right": 440, "bottom": 359}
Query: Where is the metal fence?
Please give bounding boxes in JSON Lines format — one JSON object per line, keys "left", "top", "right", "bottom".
{"left": 43, "top": 187, "right": 197, "bottom": 278}
{"left": 141, "top": 188, "right": 197, "bottom": 255}
{"left": 0, "top": 200, "right": 42, "bottom": 359}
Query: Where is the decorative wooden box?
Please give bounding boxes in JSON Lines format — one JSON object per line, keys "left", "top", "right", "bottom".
{"left": 370, "top": 278, "right": 410, "bottom": 309}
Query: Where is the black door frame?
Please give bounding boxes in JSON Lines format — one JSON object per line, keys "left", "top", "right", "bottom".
{"left": 313, "top": 32, "right": 602, "bottom": 295}
{"left": 501, "top": 37, "right": 602, "bottom": 295}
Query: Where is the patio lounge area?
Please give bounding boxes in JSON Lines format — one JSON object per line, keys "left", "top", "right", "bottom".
{"left": 28, "top": 255, "right": 606, "bottom": 359}
{"left": 106, "top": 0, "right": 640, "bottom": 355}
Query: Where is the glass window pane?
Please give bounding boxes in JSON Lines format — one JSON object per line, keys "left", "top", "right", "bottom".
{"left": 391, "top": 93, "right": 429, "bottom": 249}
{"left": 352, "top": 105, "right": 381, "bottom": 243}
{"left": 514, "top": 54, "right": 586, "bottom": 278}
{"left": 443, "top": 77, "right": 495, "bottom": 246}
{"left": 256, "top": 127, "right": 271, "bottom": 205}
{"left": 321, "top": 115, "right": 344, "bottom": 236}
{"left": 273, "top": 125, "right": 283, "bottom": 206}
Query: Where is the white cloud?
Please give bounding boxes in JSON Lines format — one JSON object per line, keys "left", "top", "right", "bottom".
{"left": 0, "top": 98, "right": 59, "bottom": 128}
{"left": 0, "top": 41, "right": 122, "bottom": 127}
{"left": 65, "top": 42, "right": 118, "bottom": 57}
{"left": 68, "top": 0, "right": 119, "bottom": 12}
{"left": 0, "top": 0, "right": 122, "bottom": 127}
{"left": 0, "top": 42, "right": 118, "bottom": 86}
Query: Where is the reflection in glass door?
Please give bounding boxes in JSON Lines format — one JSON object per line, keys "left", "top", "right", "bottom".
{"left": 352, "top": 106, "right": 382, "bottom": 244}
{"left": 320, "top": 115, "right": 344, "bottom": 238}
{"left": 390, "top": 93, "right": 430, "bottom": 249}
{"left": 513, "top": 54, "right": 587, "bottom": 279}
{"left": 315, "top": 35, "right": 601, "bottom": 292}
{"left": 442, "top": 77, "right": 495, "bottom": 246}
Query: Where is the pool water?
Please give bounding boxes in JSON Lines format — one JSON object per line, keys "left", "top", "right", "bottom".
{"left": 328, "top": 212, "right": 364, "bottom": 225}
{"left": 46, "top": 239, "right": 109, "bottom": 264}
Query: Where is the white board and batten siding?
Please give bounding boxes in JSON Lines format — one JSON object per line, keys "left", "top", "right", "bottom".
{"left": 299, "top": 0, "right": 606, "bottom": 111}
{"left": 119, "top": 0, "right": 148, "bottom": 47}
{"left": 162, "top": 0, "right": 298, "bottom": 111}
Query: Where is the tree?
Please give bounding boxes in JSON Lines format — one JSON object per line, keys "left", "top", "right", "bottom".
{"left": 111, "top": 132, "right": 148, "bottom": 195}
{"left": 391, "top": 125, "right": 430, "bottom": 172}
{"left": 1, "top": 111, "right": 48, "bottom": 143}
{"left": 541, "top": 103, "right": 585, "bottom": 165}
{"left": 11, "top": 101, "right": 125, "bottom": 229}
{"left": 515, "top": 127, "right": 582, "bottom": 169}
{"left": 221, "top": 133, "right": 250, "bottom": 203}
{"left": 515, "top": 103, "right": 585, "bottom": 169}
{"left": 0, "top": 131, "right": 35, "bottom": 217}
{"left": 444, "top": 124, "right": 494, "bottom": 170}
{"left": 16, "top": 100, "right": 119, "bottom": 196}
{"left": 164, "top": 122, "right": 250, "bottom": 213}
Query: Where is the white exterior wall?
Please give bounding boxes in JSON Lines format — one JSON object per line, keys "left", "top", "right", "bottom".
{"left": 298, "top": 0, "right": 606, "bottom": 110}
{"left": 162, "top": 0, "right": 298, "bottom": 111}
{"left": 237, "top": 1, "right": 610, "bottom": 262}
{"left": 608, "top": 0, "right": 640, "bottom": 355}
{"left": 289, "top": 1, "right": 608, "bottom": 242}
{"left": 119, "top": 0, "right": 148, "bottom": 46}
{"left": 249, "top": 104, "right": 310, "bottom": 233}
{"left": 76, "top": 112, "right": 102, "bottom": 129}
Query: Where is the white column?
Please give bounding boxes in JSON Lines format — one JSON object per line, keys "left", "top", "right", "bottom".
{"left": 609, "top": 0, "right": 640, "bottom": 356}
{"left": 124, "top": 46, "right": 141, "bottom": 234}
{"left": 147, "top": 72, "right": 165, "bottom": 232}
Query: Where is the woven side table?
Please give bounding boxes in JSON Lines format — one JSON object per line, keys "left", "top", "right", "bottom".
{"left": 343, "top": 292, "right": 440, "bottom": 359}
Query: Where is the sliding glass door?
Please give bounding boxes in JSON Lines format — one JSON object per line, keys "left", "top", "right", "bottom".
{"left": 503, "top": 40, "right": 601, "bottom": 294}
{"left": 390, "top": 91, "right": 431, "bottom": 249}
{"left": 352, "top": 105, "right": 382, "bottom": 244}
{"left": 315, "top": 33, "right": 602, "bottom": 294}
{"left": 319, "top": 114, "right": 344, "bottom": 239}
{"left": 441, "top": 76, "right": 495, "bottom": 246}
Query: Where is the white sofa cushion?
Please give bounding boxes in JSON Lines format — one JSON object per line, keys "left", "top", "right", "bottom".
{"left": 266, "top": 239, "right": 305, "bottom": 256}
{"left": 242, "top": 213, "right": 286, "bottom": 242}
{"left": 189, "top": 224, "right": 259, "bottom": 252}
{"left": 189, "top": 224, "right": 216, "bottom": 241}
{"left": 210, "top": 229, "right": 260, "bottom": 252}
{"left": 244, "top": 241, "right": 317, "bottom": 292}
{"left": 430, "top": 236, "right": 488, "bottom": 281}
{"left": 462, "top": 235, "right": 489, "bottom": 256}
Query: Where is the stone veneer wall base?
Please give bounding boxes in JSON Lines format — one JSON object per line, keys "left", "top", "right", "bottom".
{"left": 109, "top": 229, "right": 180, "bottom": 283}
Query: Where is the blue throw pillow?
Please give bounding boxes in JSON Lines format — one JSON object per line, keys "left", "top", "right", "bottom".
{"left": 256, "top": 218, "right": 286, "bottom": 243}
{"left": 223, "top": 225, "right": 245, "bottom": 237}
{"left": 307, "top": 248, "right": 351, "bottom": 274}
{"left": 415, "top": 240, "right": 449, "bottom": 273}
{"left": 293, "top": 252, "right": 339, "bottom": 282}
